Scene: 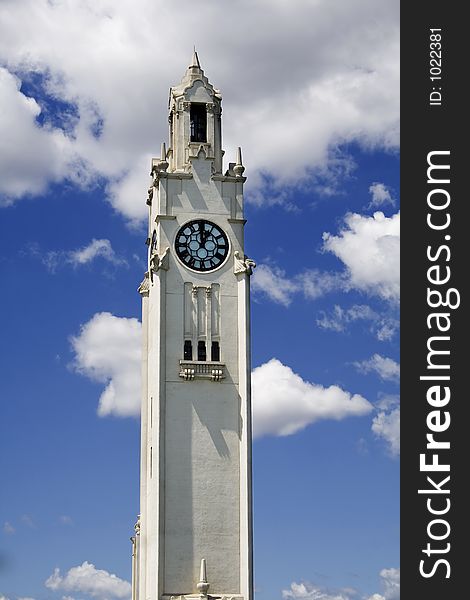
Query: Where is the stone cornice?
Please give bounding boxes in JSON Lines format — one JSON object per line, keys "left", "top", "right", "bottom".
{"left": 157, "top": 171, "right": 193, "bottom": 181}
{"left": 211, "top": 174, "right": 246, "bottom": 183}
{"left": 155, "top": 214, "right": 177, "bottom": 223}
{"left": 227, "top": 218, "right": 247, "bottom": 225}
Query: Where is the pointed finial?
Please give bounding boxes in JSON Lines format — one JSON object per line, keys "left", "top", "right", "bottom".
{"left": 158, "top": 141, "right": 168, "bottom": 171}
{"left": 196, "top": 558, "right": 209, "bottom": 596}
{"left": 190, "top": 47, "right": 201, "bottom": 69}
{"left": 152, "top": 142, "right": 168, "bottom": 174}
{"left": 233, "top": 146, "right": 245, "bottom": 177}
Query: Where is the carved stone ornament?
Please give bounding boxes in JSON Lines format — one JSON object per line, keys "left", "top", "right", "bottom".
{"left": 233, "top": 250, "right": 256, "bottom": 275}
{"left": 152, "top": 142, "right": 169, "bottom": 176}
{"left": 134, "top": 515, "right": 141, "bottom": 535}
{"left": 179, "top": 361, "right": 226, "bottom": 382}
{"left": 147, "top": 185, "right": 154, "bottom": 206}
{"left": 167, "top": 596, "right": 243, "bottom": 600}
{"left": 150, "top": 246, "right": 170, "bottom": 275}
{"left": 137, "top": 272, "right": 150, "bottom": 296}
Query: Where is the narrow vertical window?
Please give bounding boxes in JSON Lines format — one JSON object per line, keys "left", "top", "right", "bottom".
{"left": 190, "top": 104, "right": 207, "bottom": 142}
{"left": 150, "top": 446, "right": 153, "bottom": 478}
{"left": 197, "top": 341, "right": 207, "bottom": 361}
{"left": 211, "top": 341, "right": 220, "bottom": 362}
{"left": 150, "top": 396, "right": 153, "bottom": 427}
{"left": 184, "top": 340, "right": 193, "bottom": 360}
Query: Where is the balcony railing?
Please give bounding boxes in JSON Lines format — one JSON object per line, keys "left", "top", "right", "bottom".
{"left": 179, "top": 360, "right": 226, "bottom": 382}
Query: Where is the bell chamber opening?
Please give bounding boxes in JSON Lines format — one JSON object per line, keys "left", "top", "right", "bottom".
{"left": 190, "top": 103, "right": 207, "bottom": 143}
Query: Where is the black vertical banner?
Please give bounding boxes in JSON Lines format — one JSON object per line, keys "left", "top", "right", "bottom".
{"left": 401, "top": 4, "right": 467, "bottom": 598}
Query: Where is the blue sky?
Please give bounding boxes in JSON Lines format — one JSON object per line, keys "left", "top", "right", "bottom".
{"left": 0, "top": 2, "right": 399, "bottom": 600}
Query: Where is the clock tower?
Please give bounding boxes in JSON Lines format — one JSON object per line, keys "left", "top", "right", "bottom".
{"left": 132, "top": 52, "right": 255, "bottom": 600}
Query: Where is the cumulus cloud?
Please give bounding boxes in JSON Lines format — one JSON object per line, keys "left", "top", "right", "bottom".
{"left": 372, "top": 405, "right": 400, "bottom": 456}
{"left": 283, "top": 569, "right": 399, "bottom": 600}
{"left": 252, "top": 264, "right": 345, "bottom": 306}
{"left": 68, "top": 239, "right": 126, "bottom": 267}
{"left": 251, "top": 264, "right": 300, "bottom": 306}
{"left": 366, "top": 568, "right": 400, "bottom": 600}
{"left": 45, "top": 561, "right": 131, "bottom": 600}
{"left": 27, "top": 239, "right": 126, "bottom": 273}
{"left": 0, "top": 67, "right": 73, "bottom": 203}
{"left": 368, "top": 182, "right": 395, "bottom": 209}
{"left": 0, "top": 0, "right": 398, "bottom": 220}
{"left": 252, "top": 358, "right": 372, "bottom": 438}
{"left": 282, "top": 582, "right": 349, "bottom": 600}
{"left": 70, "top": 312, "right": 141, "bottom": 417}
{"left": 253, "top": 210, "right": 399, "bottom": 308}
{"left": 316, "top": 304, "right": 398, "bottom": 341}
{"left": 322, "top": 211, "right": 400, "bottom": 302}
{"left": 354, "top": 354, "right": 400, "bottom": 382}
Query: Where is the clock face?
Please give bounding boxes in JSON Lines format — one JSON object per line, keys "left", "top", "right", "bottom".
{"left": 175, "top": 219, "right": 229, "bottom": 272}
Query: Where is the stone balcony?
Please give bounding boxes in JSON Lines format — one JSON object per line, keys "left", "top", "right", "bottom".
{"left": 179, "top": 360, "right": 226, "bottom": 382}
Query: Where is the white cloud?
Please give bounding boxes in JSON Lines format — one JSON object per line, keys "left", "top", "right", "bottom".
{"left": 366, "top": 569, "right": 400, "bottom": 600}
{"left": 26, "top": 239, "right": 126, "bottom": 273}
{"left": 252, "top": 358, "right": 372, "bottom": 438}
{"left": 380, "top": 568, "right": 400, "bottom": 600}
{"left": 283, "top": 569, "right": 399, "bottom": 600}
{"left": 374, "top": 320, "right": 399, "bottom": 342}
{"left": 45, "top": 561, "right": 131, "bottom": 600}
{"left": 0, "top": 0, "right": 398, "bottom": 221}
{"left": 0, "top": 68, "right": 73, "bottom": 203}
{"left": 68, "top": 239, "right": 126, "bottom": 267}
{"left": 368, "top": 182, "right": 395, "bottom": 209}
{"left": 374, "top": 394, "right": 398, "bottom": 413}
{"left": 297, "top": 270, "right": 346, "bottom": 300}
{"left": 3, "top": 521, "right": 15, "bottom": 534}
{"left": 372, "top": 406, "right": 400, "bottom": 456}
{"left": 354, "top": 354, "right": 400, "bottom": 382}
{"left": 251, "top": 264, "right": 300, "bottom": 306}
{"left": 70, "top": 312, "right": 141, "bottom": 417}
{"left": 323, "top": 211, "right": 400, "bottom": 302}
{"left": 317, "top": 304, "right": 378, "bottom": 331}
{"left": 316, "top": 304, "right": 398, "bottom": 341}
{"left": 59, "top": 515, "right": 74, "bottom": 526}
{"left": 252, "top": 264, "right": 344, "bottom": 306}
{"left": 282, "top": 582, "right": 349, "bottom": 600}
{"left": 253, "top": 211, "right": 400, "bottom": 308}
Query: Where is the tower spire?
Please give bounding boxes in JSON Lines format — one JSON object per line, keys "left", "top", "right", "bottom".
{"left": 167, "top": 52, "right": 223, "bottom": 174}
{"left": 190, "top": 47, "right": 201, "bottom": 69}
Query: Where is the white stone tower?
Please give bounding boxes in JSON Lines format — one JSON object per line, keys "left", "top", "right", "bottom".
{"left": 132, "top": 51, "right": 255, "bottom": 600}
